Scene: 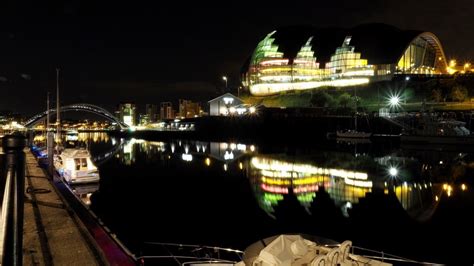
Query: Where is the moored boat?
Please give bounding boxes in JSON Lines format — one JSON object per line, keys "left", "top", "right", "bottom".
{"left": 54, "top": 148, "right": 100, "bottom": 184}
{"left": 138, "top": 234, "right": 433, "bottom": 265}
{"left": 336, "top": 129, "right": 372, "bottom": 139}
{"left": 400, "top": 117, "right": 474, "bottom": 145}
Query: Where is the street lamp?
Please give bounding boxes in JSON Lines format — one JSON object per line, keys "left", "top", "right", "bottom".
{"left": 222, "top": 76, "right": 228, "bottom": 90}
{"left": 389, "top": 167, "right": 398, "bottom": 177}
{"left": 389, "top": 96, "right": 400, "bottom": 108}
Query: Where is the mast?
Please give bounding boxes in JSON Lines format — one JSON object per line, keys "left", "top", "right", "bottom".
{"left": 46, "top": 92, "right": 50, "bottom": 132}
{"left": 56, "top": 68, "right": 61, "bottom": 141}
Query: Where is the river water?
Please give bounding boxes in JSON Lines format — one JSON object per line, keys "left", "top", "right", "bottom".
{"left": 45, "top": 132, "right": 474, "bottom": 264}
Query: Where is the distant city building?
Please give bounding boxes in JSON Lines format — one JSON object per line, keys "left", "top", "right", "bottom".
{"left": 117, "top": 103, "right": 136, "bottom": 126}
{"left": 241, "top": 24, "right": 449, "bottom": 96}
{"left": 208, "top": 93, "right": 244, "bottom": 116}
{"left": 160, "top": 102, "right": 175, "bottom": 120}
{"left": 145, "top": 104, "right": 158, "bottom": 123}
{"left": 178, "top": 99, "right": 202, "bottom": 119}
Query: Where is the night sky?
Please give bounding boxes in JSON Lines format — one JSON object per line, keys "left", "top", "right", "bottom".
{"left": 1, "top": 1, "right": 473, "bottom": 116}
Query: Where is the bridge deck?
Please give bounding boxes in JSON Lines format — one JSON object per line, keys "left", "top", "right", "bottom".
{"left": 23, "top": 151, "right": 104, "bottom": 265}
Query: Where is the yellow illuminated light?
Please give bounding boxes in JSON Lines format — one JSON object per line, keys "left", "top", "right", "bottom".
{"left": 251, "top": 157, "right": 367, "bottom": 180}
{"left": 205, "top": 158, "right": 211, "bottom": 166}
{"left": 344, "top": 178, "right": 373, "bottom": 188}
{"left": 435, "top": 195, "right": 439, "bottom": 201}
{"left": 461, "top": 184, "right": 467, "bottom": 191}
{"left": 249, "top": 78, "right": 370, "bottom": 96}
{"left": 239, "top": 162, "right": 243, "bottom": 170}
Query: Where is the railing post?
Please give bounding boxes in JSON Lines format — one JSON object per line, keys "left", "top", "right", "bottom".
{"left": 1, "top": 133, "right": 26, "bottom": 266}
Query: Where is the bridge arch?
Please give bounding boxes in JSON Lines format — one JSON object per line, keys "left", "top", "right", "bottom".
{"left": 24, "top": 103, "right": 129, "bottom": 129}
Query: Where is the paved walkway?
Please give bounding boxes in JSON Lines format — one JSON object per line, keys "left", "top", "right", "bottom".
{"left": 23, "top": 151, "right": 103, "bottom": 265}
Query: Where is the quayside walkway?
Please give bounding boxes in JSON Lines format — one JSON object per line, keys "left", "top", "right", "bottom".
{"left": 23, "top": 151, "right": 104, "bottom": 265}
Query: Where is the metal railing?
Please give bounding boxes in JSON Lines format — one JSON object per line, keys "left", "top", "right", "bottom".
{"left": 0, "top": 134, "right": 26, "bottom": 266}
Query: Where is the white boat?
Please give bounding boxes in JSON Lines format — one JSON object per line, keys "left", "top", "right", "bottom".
{"left": 400, "top": 117, "right": 474, "bottom": 145}
{"left": 65, "top": 129, "right": 79, "bottom": 141}
{"left": 336, "top": 129, "right": 372, "bottom": 139}
{"left": 54, "top": 148, "right": 100, "bottom": 184}
{"left": 138, "top": 234, "right": 430, "bottom": 265}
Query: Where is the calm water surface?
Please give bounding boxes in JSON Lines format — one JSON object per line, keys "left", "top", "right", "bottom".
{"left": 54, "top": 133, "right": 474, "bottom": 264}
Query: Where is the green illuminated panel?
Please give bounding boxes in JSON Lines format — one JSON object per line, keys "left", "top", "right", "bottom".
{"left": 250, "top": 31, "right": 284, "bottom": 66}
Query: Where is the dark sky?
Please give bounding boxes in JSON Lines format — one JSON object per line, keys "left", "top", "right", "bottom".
{"left": 1, "top": 1, "right": 473, "bottom": 116}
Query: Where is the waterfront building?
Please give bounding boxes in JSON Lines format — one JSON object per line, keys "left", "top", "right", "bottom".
{"left": 117, "top": 103, "right": 137, "bottom": 126}
{"left": 208, "top": 93, "right": 244, "bottom": 116}
{"left": 178, "top": 99, "right": 202, "bottom": 119}
{"left": 242, "top": 23, "right": 449, "bottom": 96}
{"left": 138, "top": 114, "right": 150, "bottom": 125}
{"left": 160, "top": 102, "right": 175, "bottom": 120}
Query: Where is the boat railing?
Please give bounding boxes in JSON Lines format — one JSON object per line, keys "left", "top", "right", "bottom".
{"left": 350, "top": 245, "right": 436, "bottom": 264}
{"left": 136, "top": 242, "right": 243, "bottom": 265}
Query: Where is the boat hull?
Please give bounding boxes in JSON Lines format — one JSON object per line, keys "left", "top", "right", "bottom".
{"left": 336, "top": 131, "right": 372, "bottom": 139}
{"left": 54, "top": 164, "right": 100, "bottom": 184}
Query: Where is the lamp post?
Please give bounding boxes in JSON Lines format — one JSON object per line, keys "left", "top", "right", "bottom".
{"left": 222, "top": 76, "right": 228, "bottom": 91}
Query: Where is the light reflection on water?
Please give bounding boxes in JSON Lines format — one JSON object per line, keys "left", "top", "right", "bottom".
{"left": 35, "top": 132, "right": 471, "bottom": 220}
{"left": 35, "top": 132, "right": 474, "bottom": 263}
{"left": 110, "top": 137, "right": 471, "bottom": 224}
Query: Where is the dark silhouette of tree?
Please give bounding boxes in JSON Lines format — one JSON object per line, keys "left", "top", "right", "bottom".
{"left": 431, "top": 88, "right": 443, "bottom": 102}
{"left": 450, "top": 85, "right": 468, "bottom": 102}
{"left": 310, "top": 91, "right": 335, "bottom": 107}
{"left": 338, "top": 93, "right": 352, "bottom": 108}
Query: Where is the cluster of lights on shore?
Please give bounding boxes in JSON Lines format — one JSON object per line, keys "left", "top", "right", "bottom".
{"left": 446, "top": 59, "right": 473, "bottom": 75}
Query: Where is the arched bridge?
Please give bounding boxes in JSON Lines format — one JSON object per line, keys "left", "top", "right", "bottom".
{"left": 24, "top": 103, "right": 129, "bottom": 129}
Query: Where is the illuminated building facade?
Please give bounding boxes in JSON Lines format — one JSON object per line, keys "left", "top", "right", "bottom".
{"left": 242, "top": 24, "right": 448, "bottom": 96}
{"left": 117, "top": 103, "right": 136, "bottom": 126}
{"left": 145, "top": 104, "right": 158, "bottom": 123}
{"left": 160, "top": 102, "right": 175, "bottom": 120}
{"left": 208, "top": 93, "right": 244, "bottom": 116}
{"left": 178, "top": 99, "right": 202, "bottom": 119}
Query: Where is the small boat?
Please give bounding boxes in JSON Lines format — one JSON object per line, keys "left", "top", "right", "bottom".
{"left": 138, "top": 234, "right": 430, "bottom": 265}
{"left": 400, "top": 117, "right": 474, "bottom": 145}
{"left": 336, "top": 129, "right": 372, "bottom": 139}
{"left": 54, "top": 148, "right": 100, "bottom": 184}
{"left": 65, "top": 129, "right": 79, "bottom": 141}
{"left": 336, "top": 86, "right": 371, "bottom": 139}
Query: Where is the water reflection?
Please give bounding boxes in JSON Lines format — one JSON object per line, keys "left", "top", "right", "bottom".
{"left": 109, "top": 138, "right": 472, "bottom": 224}
{"left": 249, "top": 156, "right": 372, "bottom": 218}
{"left": 71, "top": 183, "right": 100, "bottom": 205}
{"left": 117, "top": 138, "right": 257, "bottom": 166}
{"left": 60, "top": 133, "right": 474, "bottom": 263}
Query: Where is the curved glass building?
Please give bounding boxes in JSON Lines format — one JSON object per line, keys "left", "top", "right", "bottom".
{"left": 242, "top": 24, "right": 448, "bottom": 96}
